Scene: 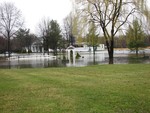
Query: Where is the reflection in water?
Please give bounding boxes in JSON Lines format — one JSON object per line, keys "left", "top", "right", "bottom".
{"left": 0, "top": 51, "right": 150, "bottom": 69}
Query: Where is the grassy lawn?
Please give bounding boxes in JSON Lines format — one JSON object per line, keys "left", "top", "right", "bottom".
{"left": 0, "top": 64, "right": 150, "bottom": 113}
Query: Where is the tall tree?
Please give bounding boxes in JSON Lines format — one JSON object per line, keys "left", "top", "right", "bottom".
{"left": 126, "top": 19, "right": 146, "bottom": 56}
{"left": 74, "top": 0, "right": 148, "bottom": 64}
{"left": 63, "top": 13, "right": 76, "bottom": 46}
{"left": 38, "top": 18, "right": 51, "bottom": 54}
{"left": 48, "top": 20, "right": 62, "bottom": 55}
{"left": 63, "top": 9, "right": 87, "bottom": 46}
{"left": 0, "top": 2, "right": 24, "bottom": 57}
{"left": 38, "top": 18, "right": 62, "bottom": 55}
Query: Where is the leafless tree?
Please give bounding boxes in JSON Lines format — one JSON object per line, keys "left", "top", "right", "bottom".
{"left": 38, "top": 18, "right": 51, "bottom": 54}
{"left": 63, "top": 14, "right": 75, "bottom": 46}
{"left": 0, "top": 2, "right": 24, "bottom": 57}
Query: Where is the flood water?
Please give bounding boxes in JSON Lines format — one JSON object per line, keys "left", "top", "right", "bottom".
{"left": 0, "top": 50, "right": 150, "bottom": 69}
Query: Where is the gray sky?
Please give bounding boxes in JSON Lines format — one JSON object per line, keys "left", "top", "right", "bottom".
{"left": 0, "top": 0, "right": 72, "bottom": 33}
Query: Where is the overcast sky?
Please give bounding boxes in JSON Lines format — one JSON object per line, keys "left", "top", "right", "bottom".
{"left": 0, "top": 0, "right": 72, "bottom": 33}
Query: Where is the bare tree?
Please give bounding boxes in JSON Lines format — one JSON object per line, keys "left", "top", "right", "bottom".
{"left": 74, "top": 0, "right": 149, "bottom": 64}
{"left": 63, "top": 13, "right": 77, "bottom": 46}
{"left": 38, "top": 18, "right": 51, "bottom": 54}
{"left": 63, "top": 17, "right": 71, "bottom": 45}
{"left": 0, "top": 2, "right": 24, "bottom": 57}
{"left": 63, "top": 9, "right": 87, "bottom": 46}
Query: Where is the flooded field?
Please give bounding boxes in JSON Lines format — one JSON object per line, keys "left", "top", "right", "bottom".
{"left": 0, "top": 49, "right": 150, "bottom": 69}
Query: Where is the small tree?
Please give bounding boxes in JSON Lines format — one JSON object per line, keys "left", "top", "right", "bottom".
{"left": 86, "top": 22, "right": 99, "bottom": 55}
{"left": 14, "top": 28, "right": 36, "bottom": 53}
{"left": 126, "top": 19, "right": 146, "bottom": 56}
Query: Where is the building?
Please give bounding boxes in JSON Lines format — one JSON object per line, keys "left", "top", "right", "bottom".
{"left": 31, "top": 38, "right": 44, "bottom": 53}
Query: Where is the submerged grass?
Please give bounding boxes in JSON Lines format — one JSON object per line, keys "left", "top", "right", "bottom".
{"left": 0, "top": 64, "right": 150, "bottom": 113}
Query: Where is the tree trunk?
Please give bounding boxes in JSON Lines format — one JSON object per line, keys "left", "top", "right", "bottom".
{"left": 104, "top": 32, "right": 114, "bottom": 64}
{"left": 108, "top": 46, "right": 114, "bottom": 64}
{"left": 47, "top": 44, "right": 49, "bottom": 55}
{"left": 136, "top": 48, "right": 138, "bottom": 57}
{"left": 93, "top": 46, "right": 96, "bottom": 64}
{"left": 93, "top": 46, "right": 95, "bottom": 56}
{"left": 54, "top": 49, "right": 57, "bottom": 56}
{"left": 108, "top": 51, "right": 114, "bottom": 64}
{"left": 7, "top": 32, "right": 11, "bottom": 58}
{"left": 107, "top": 40, "right": 114, "bottom": 64}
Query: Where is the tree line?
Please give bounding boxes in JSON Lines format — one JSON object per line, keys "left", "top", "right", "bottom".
{"left": 1, "top": 1, "right": 150, "bottom": 64}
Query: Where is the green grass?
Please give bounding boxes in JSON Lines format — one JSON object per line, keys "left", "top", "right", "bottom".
{"left": 0, "top": 64, "right": 150, "bottom": 113}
